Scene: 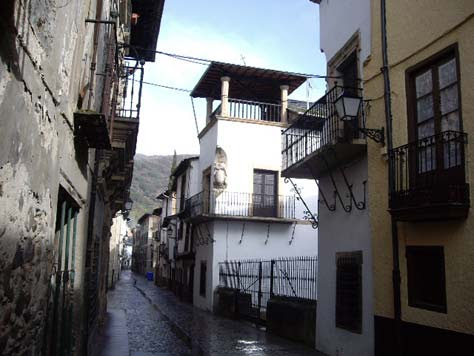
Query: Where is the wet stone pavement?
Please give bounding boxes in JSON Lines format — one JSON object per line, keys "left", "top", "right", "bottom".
{"left": 100, "top": 270, "right": 326, "bottom": 356}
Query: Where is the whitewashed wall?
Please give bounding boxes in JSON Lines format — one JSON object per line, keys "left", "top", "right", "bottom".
{"left": 193, "top": 118, "right": 318, "bottom": 311}
{"left": 193, "top": 222, "right": 215, "bottom": 310}
{"left": 319, "top": 0, "right": 371, "bottom": 67}
{"left": 314, "top": 0, "right": 374, "bottom": 354}
{"left": 316, "top": 157, "right": 373, "bottom": 356}
{"left": 198, "top": 123, "right": 218, "bottom": 189}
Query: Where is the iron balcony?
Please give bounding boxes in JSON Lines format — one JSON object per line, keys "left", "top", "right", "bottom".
{"left": 281, "top": 85, "right": 367, "bottom": 179}
{"left": 185, "top": 191, "right": 296, "bottom": 223}
{"left": 211, "top": 98, "right": 282, "bottom": 122}
{"left": 389, "top": 130, "right": 469, "bottom": 221}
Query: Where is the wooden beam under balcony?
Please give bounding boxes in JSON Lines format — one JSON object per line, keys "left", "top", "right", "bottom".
{"left": 74, "top": 110, "right": 111, "bottom": 149}
{"left": 282, "top": 140, "right": 367, "bottom": 179}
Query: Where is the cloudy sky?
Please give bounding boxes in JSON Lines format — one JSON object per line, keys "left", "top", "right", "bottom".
{"left": 136, "top": 0, "right": 327, "bottom": 156}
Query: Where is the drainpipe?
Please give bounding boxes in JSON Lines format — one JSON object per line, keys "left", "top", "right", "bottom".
{"left": 83, "top": 149, "right": 100, "bottom": 356}
{"left": 380, "top": 0, "right": 402, "bottom": 354}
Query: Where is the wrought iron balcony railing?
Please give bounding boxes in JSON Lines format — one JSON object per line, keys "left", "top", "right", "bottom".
{"left": 281, "top": 86, "right": 365, "bottom": 171}
{"left": 389, "top": 131, "right": 469, "bottom": 220}
{"left": 185, "top": 191, "right": 296, "bottom": 220}
{"left": 212, "top": 98, "right": 282, "bottom": 122}
{"left": 115, "top": 64, "right": 144, "bottom": 121}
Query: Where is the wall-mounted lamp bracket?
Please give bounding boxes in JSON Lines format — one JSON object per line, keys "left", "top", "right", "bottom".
{"left": 359, "top": 127, "right": 385, "bottom": 145}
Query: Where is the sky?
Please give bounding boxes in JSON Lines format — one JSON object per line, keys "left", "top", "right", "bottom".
{"left": 135, "top": 0, "right": 327, "bottom": 156}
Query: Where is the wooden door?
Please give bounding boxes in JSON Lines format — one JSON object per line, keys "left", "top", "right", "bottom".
{"left": 253, "top": 170, "right": 277, "bottom": 217}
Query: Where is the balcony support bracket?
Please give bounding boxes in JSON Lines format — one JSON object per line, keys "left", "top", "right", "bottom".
{"left": 264, "top": 224, "right": 271, "bottom": 245}
{"left": 289, "top": 222, "right": 296, "bottom": 245}
{"left": 316, "top": 156, "right": 352, "bottom": 212}
{"left": 359, "top": 127, "right": 385, "bottom": 145}
{"left": 329, "top": 148, "right": 366, "bottom": 210}
{"left": 284, "top": 177, "right": 318, "bottom": 229}
{"left": 238, "top": 222, "right": 246, "bottom": 244}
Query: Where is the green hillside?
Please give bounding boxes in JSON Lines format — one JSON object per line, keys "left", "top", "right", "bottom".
{"left": 129, "top": 153, "right": 192, "bottom": 222}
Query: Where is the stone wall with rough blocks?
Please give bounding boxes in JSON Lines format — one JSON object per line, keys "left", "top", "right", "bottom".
{"left": 0, "top": 0, "right": 115, "bottom": 355}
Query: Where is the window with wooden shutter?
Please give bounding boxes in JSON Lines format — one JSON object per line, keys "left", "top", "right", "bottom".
{"left": 336, "top": 251, "right": 362, "bottom": 333}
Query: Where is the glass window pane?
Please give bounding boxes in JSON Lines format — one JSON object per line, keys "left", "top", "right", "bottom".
{"left": 440, "top": 85, "right": 458, "bottom": 115}
{"left": 417, "top": 120, "right": 435, "bottom": 139}
{"left": 265, "top": 174, "right": 274, "bottom": 184}
{"left": 253, "top": 183, "right": 262, "bottom": 194}
{"left": 444, "top": 140, "right": 461, "bottom": 169}
{"left": 264, "top": 185, "right": 274, "bottom": 195}
{"left": 415, "top": 70, "right": 433, "bottom": 98}
{"left": 264, "top": 196, "right": 274, "bottom": 206}
{"left": 253, "top": 173, "right": 262, "bottom": 184}
{"left": 416, "top": 95, "right": 434, "bottom": 123}
{"left": 441, "top": 111, "right": 460, "bottom": 132}
{"left": 438, "top": 58, "right": 457, "bottom": 89}
{"left": 418, "top": 145, "right": 436, "bottom": 173}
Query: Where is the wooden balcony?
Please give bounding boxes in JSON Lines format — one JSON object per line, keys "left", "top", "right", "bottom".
{"left": 389, "top": 131, "right": 469, "bottom": 221}
{"left": 281, "top": 86, "right": 367, "bottom": 179}
{"left": 73, "top": 110, "right": 111, "bottom": 149}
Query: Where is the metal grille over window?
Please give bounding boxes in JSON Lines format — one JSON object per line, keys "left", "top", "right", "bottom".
{"left": 335, "top": 251, "right": 362, "bottom": 334}
{"left": 406, "top": 246, "right": 447, "bottom": 313}
{"left": 43, "top": 187, "right": 80, "bottom": 356}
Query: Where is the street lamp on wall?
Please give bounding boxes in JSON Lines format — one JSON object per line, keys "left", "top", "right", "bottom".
{"left": 335, "top": 91, "right": 362, "bottom": 121}
{"left": 335, "top": 89, "right": 385, "bottom": 145}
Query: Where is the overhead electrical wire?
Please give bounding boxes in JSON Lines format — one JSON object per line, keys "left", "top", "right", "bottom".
{"left": 138, "top": 80, "right": 191, "bottom": 92}
{"left": 124, "top": 44, "right": 339, "bottom": 79}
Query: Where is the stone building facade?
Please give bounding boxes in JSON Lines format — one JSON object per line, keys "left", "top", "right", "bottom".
{"left": 0, "top": 0, "right": 164, "bottom": 355}
{"left": 132, "top": 213, "right": 159, "bottom": 276}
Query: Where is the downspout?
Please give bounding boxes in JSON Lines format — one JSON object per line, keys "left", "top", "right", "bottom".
{"left": 83, "top": 150, "right": 100, "bottom": 356}
{"left": 380, "top": 0, "right": 402, "bottom": 353}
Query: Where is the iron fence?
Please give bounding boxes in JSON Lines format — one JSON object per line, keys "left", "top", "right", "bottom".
{"left": 281, "top": 85, "right": 365, "bottom": 170}
{"left": 185, "top": 191, "right": 296, "bottom": 219}
{"left": 389, "top": 130, "right": 469, "bottom": 210}
{"left": 218, "top": 257, "right": 318, "bottom": 322}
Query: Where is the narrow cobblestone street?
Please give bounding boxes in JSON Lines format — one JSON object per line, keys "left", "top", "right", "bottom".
{"left": 98, "top": 270, "right": 326, "bottom": 356}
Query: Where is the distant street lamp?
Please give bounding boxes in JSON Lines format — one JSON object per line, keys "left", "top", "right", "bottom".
{"left": 124, "top": 199, "right": 133, "bottom": 211}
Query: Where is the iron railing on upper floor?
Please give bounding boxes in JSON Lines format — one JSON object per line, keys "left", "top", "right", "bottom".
{"left": 212, "top": 98, "right": 282, "bottom": 122}
{"left": 389, "top": 130, "right": 469, "bottom": 212}
{"left": 115, "top": 64, "right": 144, "bottom": 121}
{"left": 185, "top": 190, "right": 296, "bottom": 219}
{"left": 281, "top": 85, "right": 365, "bottom": 170}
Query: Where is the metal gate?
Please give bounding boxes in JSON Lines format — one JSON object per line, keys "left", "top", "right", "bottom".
{"left": 218, "top": 256, "right": 318, "bottom": 324}
{"left": 43, "top": 190, "right": 79, "bottom": 356}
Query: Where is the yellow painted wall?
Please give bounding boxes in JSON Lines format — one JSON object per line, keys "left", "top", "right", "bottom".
{"left": 364, "top": 0, "right": 474, "bottom": 335}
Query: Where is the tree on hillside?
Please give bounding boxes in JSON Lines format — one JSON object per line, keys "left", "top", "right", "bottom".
{"left": 167, "top": 150, "right": 177, "bottom": 191}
